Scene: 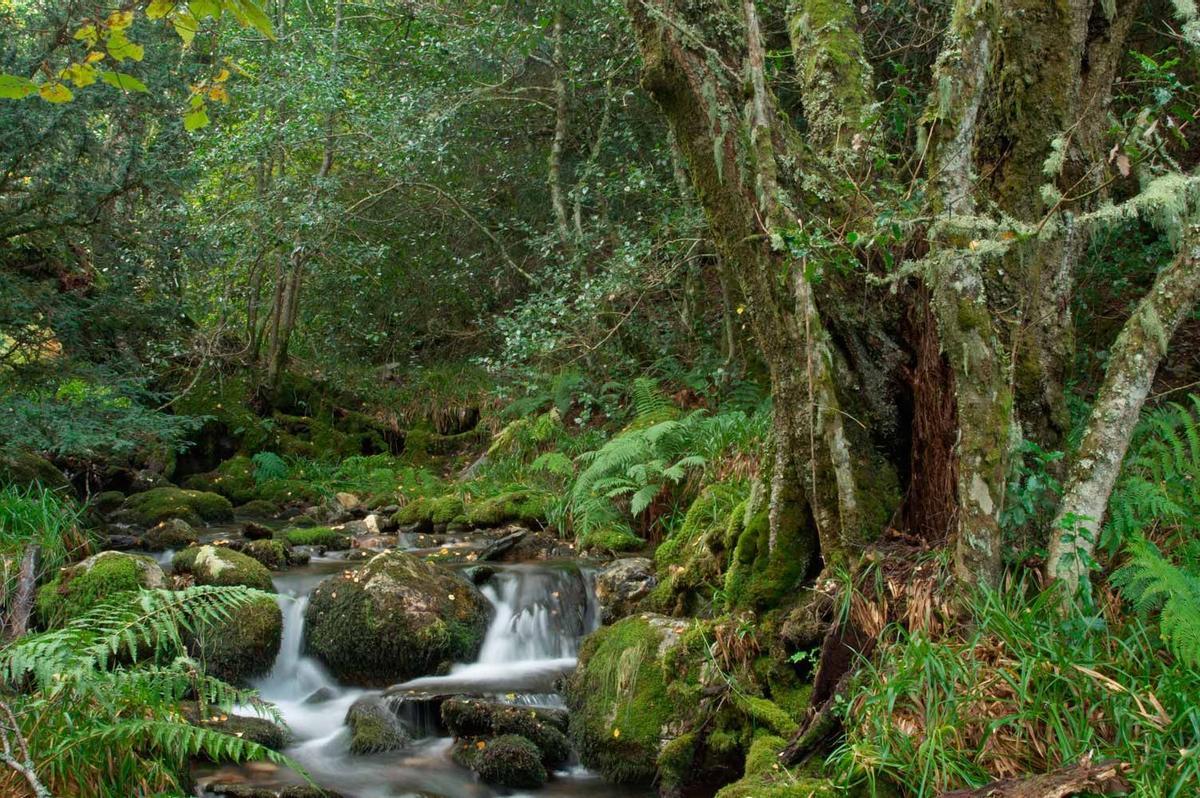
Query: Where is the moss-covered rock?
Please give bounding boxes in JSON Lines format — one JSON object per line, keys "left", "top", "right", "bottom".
{"left": 92, "top": 490, "right": 126, "bottom": 515}
{"left": 181, "top": 701, "right": 289, "bottom": 751}
{"left": 345, "top": 696, "right": 410, "bottom": 755}
{"left": 254, "top": 479, "right": 324, "bottom": 507}
{"left": 0, "top": 449, "right": 70, "bottom": 492}
{"left": 576, "top": 524, "right": 645, "bottom": 554}
{"left": 141, "top": 518, "right": 199, "bottom": 551}
{"left": 463, "top": 490, "right": 550, "bottom": 527}
{"left": 114, "top": 487, "right": 234, "bottom": 528}
{"left": 474, "top": 734, "right": 548, "bottom": 789}
{"left": 442, "top": 698, "right": 570, "bottom": 766}
{"left": 278, "top": 526, "right": 351, "bottom": 550}
{"left": 647, "top": 483, "right": 743, "bottom": 616}
{"left": 723, "top": 499, "right": 812, "bottom": 611}
{"left": 392, "top": 495, "right": 465, "bottom": 530}
{"left": 189, "top": 594, "right": 283, "bottom": 685}
{"left": 241, "top": 539, "right": 306, "bottom": 570}
{"left": 35, "top": 551, "right": 165, "bottom": 627}
{"left": 564, "top": 614, "right": 681, "bottom": 784}
{"left": 182, "top": 456, "right": 257, "bottom": 505}
{"left": 173, "top": 545, "right": 275, "bottom": 592}
{"left": 236, "top": 499, "right": 281, "bottom": 519}
{"left": 302, "top": 550, "right": 491, "bottom": 687}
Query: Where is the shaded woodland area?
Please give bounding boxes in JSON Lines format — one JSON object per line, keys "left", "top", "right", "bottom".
{"left": 2, "top": 1, "right": 1200, "bottom": 797}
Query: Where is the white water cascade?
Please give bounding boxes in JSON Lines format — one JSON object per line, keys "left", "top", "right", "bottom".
{"left": 196, "top": 557, "right": 647, "bottom": 798}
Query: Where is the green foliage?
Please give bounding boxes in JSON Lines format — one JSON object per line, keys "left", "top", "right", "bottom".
{"left": 0, "top": 483, "right": 92, "bottom": 621}
{"left": 251, "top": 451, "right": 289, "bottom": 483}
{"left": 1112, "top": 536, "right": 1200, "bottom": 668}
{"left": 830, "top": 582, "right": 1200, "bottom": 796}
{"left": 1105, "top": 395, "right": 1200, "bottom": 552}
{"left": 1, "top": 586, "right": 297, "bottom": 797}
{"left": 278, "top": 526, "right": 351, "bottom": 549}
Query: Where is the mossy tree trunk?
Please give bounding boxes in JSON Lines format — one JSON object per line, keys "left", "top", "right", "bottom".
{"left": 626, "top": 0, "right": 1155, "bottom": 589}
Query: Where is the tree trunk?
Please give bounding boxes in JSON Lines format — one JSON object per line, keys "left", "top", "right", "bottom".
{"left": 548, "top": 6, "right": 571, "bottom": 248}
{"left": 1047, "top": 227, "right": 1200, "bottom": 594}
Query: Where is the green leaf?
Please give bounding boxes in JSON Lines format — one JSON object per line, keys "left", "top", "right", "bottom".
{"left": 229, "top": 0, "right": 274, "bottom": 38}
{"left": 184, "top": 105, "right": 210, "bottom": 131}
{"left": 190, "top": 0, "right": 220, "bottom": 19}
{"left": 106, "top": 31, "right": 146, "bottom": 62}
{"left": 0, "top": 74, "right": 37, "bottom": 99}
{"left": 172, "top": 9, "right": 199, "bottom": 46}
{"left": 100, "top": 71, "right": 148, "bottom": 93}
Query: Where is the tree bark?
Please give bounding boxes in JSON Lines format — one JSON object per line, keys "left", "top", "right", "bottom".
{"left": 1047, "top": 226, "right": 1200, "bottom": 594}
{"left": 548, "top": 6, "right": 572, "bottom": 248}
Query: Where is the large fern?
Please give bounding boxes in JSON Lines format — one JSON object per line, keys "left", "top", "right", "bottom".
{"left": 1, "top": 585, "right": 297, "bottom": 797}
{"left": 1112, "top": 536, "right": 1200, "bottom": 667}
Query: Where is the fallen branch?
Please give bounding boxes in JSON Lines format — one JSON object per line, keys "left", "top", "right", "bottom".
{"left": 0, "top": 701, "right": 52, "bottom": 798}
{"left": 938, "top": 758, "right": 1130, "bottom": 798}
{"left": 5, "top": 545, "right": 40, "bottom": 642}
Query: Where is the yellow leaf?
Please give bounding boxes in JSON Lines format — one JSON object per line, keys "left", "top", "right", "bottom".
{"left": 215, "top": 68, "right": 231, "bottom": 82}
{"left": 147, "top": 0, "right": 176, "bottom": 19}
{"left": 106, "top": 10, "right": 134, "bottom": 29}
{"left": 60, "top": 63, "right": 98, "bottom": 88}
{"left": 85, "top": 51, "right": 107, "bottom": 63}
{"left": 106, "top": 31, "right": 145, "bottom": 62}
{"left": 208, "top": 84, "right": 228, "bottom": 103}
{"left": 612, "top": 727, "right": 621, "bottom": 738}
{"left": 38, "top": 82, "right": 74, "bottom": 103}
{"left": 73, "top": 24, "right": 99, "bottom": 46}
{"left": 475, "top": 740, "right": 487, "bottom": 750}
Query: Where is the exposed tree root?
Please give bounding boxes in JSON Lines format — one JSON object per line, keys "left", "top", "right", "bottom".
{"left": 938, "top": 758, "right": 1130, "bottom": 798}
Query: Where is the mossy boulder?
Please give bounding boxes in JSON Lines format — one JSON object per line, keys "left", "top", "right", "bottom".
{"left": 92, "top": 490, "right": 126, "bottom": 515}
{"left": 115, "top": 487, "right": 234, "bottom": 528}
{"left": 236, "top": 499, "right": 280, "bottom": 519}
{"left": 241, "top": 538, "right": 306, "bottom": 570}
{"left": 576, "top": 524, "right": 645, "bottom": 554}
{"left": 188, "top": 594, "right": 283, "bottom": 685}
{"left": 35, "top": 551, "right": 165, "bottom": 627}
{"left": 463, "top": 490, "right": 550, "bottom": 527}
{"left": 442, "top": 698, "right": 570, "bottom": 766}
{"left": 278, "top": 526, "right": 351, "bottom": 550}
{"left": 392, "top": 495, "right": 465, "bottom": 530}
{"left": 453, "top": 734, "right": 548, "bottom": 789}
{"left": 564, "top": 614, "right": 682, "bottom": 784}
{"left": 181, "top": 701, "right": 289, "bottom": 752}
{"left": 302, "top": 550, "right": 491, "bottom": 687}
{"left": 345, "top": 696, "right": 410, "bottom": 755}
{"left": 173, "top": 545, "right": 275, "bottom": 592}
{"left": 141, "top": 518, "right": 199, "bottom": 551}
{"left": 182, "top": 456, "right": 257, "bottom": 505}
{"left": 254, "top": 479, "right": 324, "bottom": 507}
{"left": 0, "top": 449, "right": 70, "bottom": 492}
{"left": 649, "top": 482, "right": 744, "bottom": 615}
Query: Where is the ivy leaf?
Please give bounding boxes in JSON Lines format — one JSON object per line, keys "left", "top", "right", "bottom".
{"left": 38, "top": 82, "right": 75, "bottom": 103}
{"left": 184, "top": 105, "right": 210, "bottom": 131}
{"left": 100, "top": 71, "right": 149, "bottom": 93}
{"left": 0, "top": 74, "right": 38, "bottom": 99}
{"left": 107, "top": 31, "right": 146, "bottom": 62}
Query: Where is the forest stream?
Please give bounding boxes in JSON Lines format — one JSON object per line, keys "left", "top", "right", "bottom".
{"left": 184, "top": 526, "right": 654, "bottom": 798}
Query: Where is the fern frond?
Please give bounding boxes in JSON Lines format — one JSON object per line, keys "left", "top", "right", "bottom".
{"left": 1113, "top": 536, "right": 1200, "bottom": 667}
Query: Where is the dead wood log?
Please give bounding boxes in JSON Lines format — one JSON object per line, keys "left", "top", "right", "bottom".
{"left": 938, "top": 759, "right": 1130, "bottom": 798}
{"left": 4, "top": 545, "right": 40, "bottom": 642}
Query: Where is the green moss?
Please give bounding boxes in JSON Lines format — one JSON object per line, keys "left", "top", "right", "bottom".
{"left": 302, "top": 550, "right": 491, "bottom": 686}
{"left": 92, "top": 490, "right": 126, "bottom": 514}
{"left": 474, "top": 734, "right": 547, "bottom": 789}
{"left": 441, "top": 698, "right": 570, "bottom": 766}
{"left": 188, "top": 595, "right": 282, "bottom": 685}
{"left": 577, "top": 524, "right": 645, "bottom": 553}
{"left": 0, "top": 449, "right": 70, "bottom": 492}
{"left": 463, "top": 490, "right": 550, "bottom": 527}
{"left": 733, "top": 695, "right": 798, "bottom": 737}
{"left": 713, "top": 733, "right": 838, "bottom": 798}
{"left": 724, "top": 504, "right": 812, "bottom": 611}
{"left": 565, "top": 615, "right": 675, "bottom": 783}
{"left": 242, "top": 539, "right": 295, "bottom": 570}
{"left": 181, "top": 701, "right": 288, "bottom": 751}
{"left": 236, "top": 499, "right": 280, "bottom": 518}
{"left": 254, "top": 478, "right": 324, "bottom": 506}
{"left": 346, "top": 698, "right": 410, "bottom": 755}
{"left": 172, "top": 545, "right": 275, "bottom": 592}
{"left": 392, "top": 495, "right": 465, "bottom": 528}
{"left": 279, "top": 526, "right": 351, "bottom": 550}
{"left": 140, "top": 518, "right": 198, "bottom": 551}
{"left": 182, "top": 456, "right": 257, "bottom": 505}
{"left": 36, "top": 551, "right": 164, "bottom": 628}
{"left": 115, "top": 487, "right": 234, "bottom": 527}
{"left": 649, "top": 482, "right": 746, "bottom": 614}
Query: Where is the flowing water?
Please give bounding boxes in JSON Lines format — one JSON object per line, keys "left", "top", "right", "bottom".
{"left": 193, "top": 553, "right": 653, "bottom": 798}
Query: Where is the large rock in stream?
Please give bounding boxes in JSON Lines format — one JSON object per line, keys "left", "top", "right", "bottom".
{"left": 302, "top": 550, "right": 492, "bottom": 687}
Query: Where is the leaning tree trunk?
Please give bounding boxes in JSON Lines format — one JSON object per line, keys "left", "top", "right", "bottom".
{"left": 1047, "top": 226, "right": 1200, "bottom": 594}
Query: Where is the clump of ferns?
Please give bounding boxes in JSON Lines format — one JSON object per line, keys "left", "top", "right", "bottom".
{"left": 0, "top": 585, "right": 298, "bottom": 798}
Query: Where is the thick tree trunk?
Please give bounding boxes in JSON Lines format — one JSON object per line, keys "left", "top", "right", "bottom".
{"left": 1047, "top": 228, "right": 1200, "bottom": 594}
